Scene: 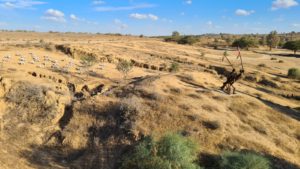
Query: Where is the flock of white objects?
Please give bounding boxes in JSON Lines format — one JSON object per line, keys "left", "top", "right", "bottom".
{"left": 0, "top": 52, "right": 106, "bottom": 75}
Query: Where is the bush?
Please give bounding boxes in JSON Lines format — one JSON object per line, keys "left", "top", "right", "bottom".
{"left": 81, "top": 55, "right": 97, "bottom": 67}
{"left": 288, "top": 68, "right": 300, "bottom": 79}
{"left": 116, "top": 60, "right": 133, "bottom": 79}
{"left": 258, "top": 63, "right": 266, "bottom": 67}
{"left": 283, "top": 40, "right": 300, "bottom": 55}
{"left": 5, "top": 81, "right": 57, "bottom": 124}
{"left": 170, "top": 62, "right": 180, "bottom": 72}
{"left": 232, "top": 37, "right": 258, "bottom": 50}
{"left": 178, "top": 36, "right": 198, "bottom": 45}
{"left": 219, "top": 152, "right": 270, "bottom": 169}
{"left": 120, "top": 134, "right": 201, "bottom": 169}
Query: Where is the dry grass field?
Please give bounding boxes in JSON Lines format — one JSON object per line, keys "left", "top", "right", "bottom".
{"left": 0, "top": 32, "right": 299, "bottom": 169}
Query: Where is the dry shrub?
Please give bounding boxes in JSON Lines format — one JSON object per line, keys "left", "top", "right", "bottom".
{"left": 178, "top": 74, "right": 195, "bottom": 82}
{"left": 202, "top": 104, "right": 218, "bottom": 112}
{"left": 188, "top": 93, "right": 201, "bottom": 99}
{"left": 258, "top": 63, "right": 266, "bottom": 68}
{"left": 170, "top": 87, "right": 182, "bottom": 94}
{"left": 244, "top": 74, "right": 261, "bottom": 83}
{"left": 203, "top": 120, "right": 221, "bottom": 130}
{"left": 212, "top": 95, "right": 228, "bottom": 101}
{"left": 5, "top": 81, "right": 57, "bottom": 125}
{"left": 136, "top": 88, "right": 163, "bottom": 101}
{"left": 178, "top": 104, "right": 191, "bottom": 111}
{"left": 270, "top": 57, "right": 277, "bottom": 60}
{"left": 258, "top": 78, "right": 279, "bottom": 88}
{"left": 252, "top": 124, "right": 268, "bottom": 135}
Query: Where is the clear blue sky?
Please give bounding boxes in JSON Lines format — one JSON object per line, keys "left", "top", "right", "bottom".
{"left": 0, "top": 0, "right": 299, "bottom": 35}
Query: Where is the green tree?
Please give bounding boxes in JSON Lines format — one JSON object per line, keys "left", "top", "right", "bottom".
{"left": 259, "top": 35, "right": 267, "bottom": 46}
{"left": 225, "top": 37, "right": 233, "bottom": 47}
{"left": 266, "top": 31, "right": 280, "bottom": 51}
{"left": 283, "top": 40, "right": 300, "bottom": 55}
{"left": 232, "top": 37, "right": 257, "bottom": 50}
{"left": 172, "top": 31, "right": 180, "bottom": 37}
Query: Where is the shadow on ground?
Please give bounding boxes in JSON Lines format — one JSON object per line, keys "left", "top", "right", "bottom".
{"left": 199, "top": 150, "right": 300, "bottom": 169}
{"left": 20, "top": 102, "right": 135, "bottom": 169}
{"left": 253, "top": 51, "right": 300, "bottom": 58}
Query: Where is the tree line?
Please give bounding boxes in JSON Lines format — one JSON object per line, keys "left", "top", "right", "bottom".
{"left": 165, "top": 31, "right": 300, "bottom": 55}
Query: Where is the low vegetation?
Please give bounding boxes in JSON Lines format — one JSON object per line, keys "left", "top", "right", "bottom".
{"left": 81, "top": 55, "right": 97, "bottom": 68}
{"left": 287, "top": 68, "right": 300, "bottom": 79}
{"left": 219, "top": 152, "right": 270, "bottom": 169}
{"left": 283, "top": 40, "right": 300, "bottom": 55}
{"left": 116, "top": 59, "right": 133, "bottom": 79}
{"left": 267, "top": 31, "right": 280, "bottom": 51}
{"left": 120, "top": 133, "right": 201, "bottom": 169}
{"left": 232, "top": 37, "right": 258, "bottom": 50}
{"left": 164, "top": 31, "right": 198, "bottom": 45}
{"left": 4, "top": 81, "right": 58, "bottom": 136}
{"left": 170, "top": 62, "right": 180, "bottom": 72}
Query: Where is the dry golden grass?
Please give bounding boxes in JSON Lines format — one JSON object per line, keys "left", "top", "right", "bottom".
{"left": 0, "top": 32, "right": 299, "bottom": 169}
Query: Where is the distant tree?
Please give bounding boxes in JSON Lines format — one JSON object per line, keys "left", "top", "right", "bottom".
{"left": 283, "top": 40, "right": 300, "bottom": 55}
{"left": 225, "top": 37, "right": 233, "bottom": 46}
{"left": 232, "top": 37, "right": 257, "bottom": 50}
{"left": 267, "top": 31, "right": 280, "bottom": 51}
{"left": 116, "top": 59, "right": 133, "bottom": 79}
{"left": 165, "top": 31, "right": 181, "bottom": 42}
{"left": 178, "top": 36, "right": 198, "bottom": 45}
{"left": 290, "top": 31, "right": 296, "bottom": 41}
{"left": 172, "top": 31, "right": 180, "bottom": 37}
{"left": 259, "top": 35, "right": 267, "bottom": 46}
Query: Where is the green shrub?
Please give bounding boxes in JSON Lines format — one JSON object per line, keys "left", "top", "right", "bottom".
{"left": 232, "top": 37, "right": 258, "bottom": 50}
{"left": 288, "top": 68, "right": 300, "bottom": 79}
{"left": 116, "top": 60, "right": 133, "bottom": 79}
{"left": 283, "top": 40, "right": 300, "bottom": 55}
{"left": 220, "top": 152, "right": 270, "bottom": 169}
{"left": 120, "top": 134, "right": 201, "bottom": 169}
{"left": 178, "top": 36, "right": 198, "bottom": 45}
{"left": 170, "top": 62, "right": 180, "bottom": 72}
